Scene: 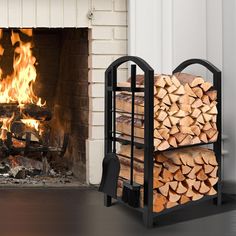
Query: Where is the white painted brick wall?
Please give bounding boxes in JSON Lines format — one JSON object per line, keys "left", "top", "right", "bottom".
{"left": 88, "top": 0, "right": 128, "bottom": 184}
{"left": 92, "top": 26, "right": 113, "bottom": 39}
{"left": 92, "top": 0, "right": 113, "bottom": 11}
{"left": 92, "top": 11, "right": 127, "bottom": 26}
{"left": 88, "top": 83, "right": 104, "bottom": 98}
{"left": 86, "top": 139, "right": 104, "bottom": 185}
{"left": 91, "top": 40, "right": 127, "bottom": 54}
{"left": 89, "top": 126, "right": 104, "bottom": 140}
{"left": 89, "top": 69, "right": 127, "bottom": 83}
{"left": 89, "top": 98, "right": 104, "bottom": 112}
{"left": 89, "top": 55, "right": 114, "bottom": 69}
{"left": 89, "top": 111, "right": 104, "bottom": 126}
{"left": 114, "top": 27, "right": 127, "bottom": 39}
{"left": 114, "top": 0, "right": 127, "bottom": 12}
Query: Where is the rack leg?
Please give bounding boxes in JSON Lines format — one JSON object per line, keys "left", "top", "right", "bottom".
{"left": 213, "top": 181, "right": 222, "bottom": 206}
{"left": 214, "top": 192, "right": 222, "bottom": 206}
{"left": 142, "top": 209, "right": 153, "bottom": 228}
{"left": 217, "top": 192, "right": 222, "bottom": 206}
{"left": 104, "top": 194, "right": 112, "bottom": 207}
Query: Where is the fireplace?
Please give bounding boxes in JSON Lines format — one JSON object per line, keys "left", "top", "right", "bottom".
{"left": 0, "top": 28, "right": 89, "bottom": 185}
{"left": 0, "top": 0, "right": 128, "bottom": 185}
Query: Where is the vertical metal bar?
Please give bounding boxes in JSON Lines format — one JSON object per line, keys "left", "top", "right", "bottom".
{"left": 130, "top": 64, "right": 136, "bottom": 185}
{"left": 104, "top": 70, "right": 113, "bottom": 155}
{"left": 213, "top": 71, "right": 222, "bottom": 205}
{"left": 143, "top": 68, "right": 154, "bottom": 227}
{"left": 112, "top": 66, "right": 117, "bottom": 153}
{"left": 104, "top": 69, "right": 113, "bottom": 206}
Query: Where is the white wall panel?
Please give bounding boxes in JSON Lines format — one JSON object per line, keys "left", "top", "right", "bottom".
{"left": 8, "top": 0, "right": 22, "bottom": 27}
{"left": 129, "top": 0, "right": 229, "bottom": 186}
{"left": 222, "top": 0, "right": 236, "bottom": 190}
{"left": 173, "top": 0, "right": 207, "bottom": 76}
{"left": 206, "top": 0, "right": 223, "bottom": 70}
{"left": 50, "top": 0, "right": 63, "bottom": 27}
{"left": 128, "top": 0, "right": 162, "bottom": 72}
{"left": 22, "top": 0, "right": 36, "bottom": 27}
{"left": 162, "top": 0, "right": 173, "bottom": 74}
{"left": 0, "top": 0, "right": 8, "bottom": 27}
{"left": 63, "top": 0, "right": 77, "bottom": 27}
{"left": 77, "top": 0, "right": 90, "bottom": 27}
{"left": 129, "top": 0, "right": 222, "bottom": 75}
{"left": 0, "top": 0, "right": 89, "bottom": 27}
{"left": 36, "top": 0, "right": 50, "bottom": 26}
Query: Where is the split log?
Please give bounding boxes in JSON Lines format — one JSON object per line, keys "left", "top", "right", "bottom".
{"left": 118, "top": 146, "right": 219, "bottom": 213}
{"left": 166, "top": 201, "right": 178, "bottom": 209}
{"left": 180, "top": 195, "right": 190, "bottom": 204}
{"left": 168, "top": 189, "right": 181, "bottom": 202}
{"left": 118, "top": 146, "right": 218, "bottom": 213}
{"left": 207, "top": 187, "right": 217, "bottom": 196}
{"left": 117, "top": 72, "right": 218, "bottom": 151}
{"left": 159, "top": 183, "right": 169, "bottom": 197}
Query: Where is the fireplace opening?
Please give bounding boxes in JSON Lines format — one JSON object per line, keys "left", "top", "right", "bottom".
{"left": 0, "top": 28, "right": 89, "bottom": 186}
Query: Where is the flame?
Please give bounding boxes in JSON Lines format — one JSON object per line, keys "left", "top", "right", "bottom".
{"left": 21, "top": 118, "right": 40, "bottom": 132}
{"left": 0, "top": 29, "right": 46, "bottom": 139}
{"left": 0, "top": 32, "right": 45, "bottom": 106}
{"left": 0, "top": 113, "right": 15, "bottom": 140}
{"left": 20, "top": 29, "right": 33, "bottom": 37}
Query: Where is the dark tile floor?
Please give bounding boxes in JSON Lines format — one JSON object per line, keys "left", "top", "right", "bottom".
{"left": 0, "top": 187, "right": 235, "bottom": 236}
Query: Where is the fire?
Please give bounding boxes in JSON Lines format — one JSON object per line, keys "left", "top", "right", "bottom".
{"left": 0, "top": 29, "right": 45, "bottom": 139}
{"left": 0, "top": 31, "right": 45, "bottom": 106}
{"left": 21, "top": 118, "right": 40, "bottom": 132}
{"left": 0, "top": 113, "right": 15, "bottom": 140}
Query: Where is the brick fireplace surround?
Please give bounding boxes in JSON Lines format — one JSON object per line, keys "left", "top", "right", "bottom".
{"left": 0, "top": 0, "right": 128, "bottom": 184}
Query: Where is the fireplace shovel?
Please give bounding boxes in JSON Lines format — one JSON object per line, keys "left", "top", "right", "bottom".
{"left": 121, "top": 65, "right": 141, "bottom": 208}
{"left": 99, "top": 75, "right": 120, "bottom": 198}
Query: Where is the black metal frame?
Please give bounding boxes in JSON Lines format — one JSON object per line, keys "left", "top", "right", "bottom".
{"left": 103, "top": 56, "right": 222, "bottom": 227}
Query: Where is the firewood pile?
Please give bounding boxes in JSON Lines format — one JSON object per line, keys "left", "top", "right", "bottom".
{"left": 116, "top": 73, "right": 218, "bottom": 150}
{"left": 117, "top": 145, "right": 218, "bottom": 213}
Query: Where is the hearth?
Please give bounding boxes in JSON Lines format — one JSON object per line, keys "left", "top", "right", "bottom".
{"left": 0, "top": 28, "right": 88, "bottom": 185}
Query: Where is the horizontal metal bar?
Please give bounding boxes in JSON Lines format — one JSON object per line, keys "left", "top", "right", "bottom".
{"left": 107, "top": 87, "right": 145, "bottom": 92}
{"left": 152, "top": 194, "right": 217, "bottom": 218}
{"left": 114, "top": 136, "right": 215, "bottom": 152}
{"left": 111, "top": 110, "right": 144, "bottom": 116}
{"left": 115, "top": 137, "right": 145, "bottom": 147}
{"left": 159, "top": 142, "right": 215, "bottom": 152}
{"left": 116, "top": 194, "right": 217, "bottom": 218}
{"left": 5, "top": 146, "right": 63, "bottom": 152}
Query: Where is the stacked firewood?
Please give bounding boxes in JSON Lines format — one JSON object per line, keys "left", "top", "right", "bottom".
{"left": 116, "top": 73, "right": 218, "bottom": 151}
{"left": 117, "top": 145, "right": 218, "bottom": 213}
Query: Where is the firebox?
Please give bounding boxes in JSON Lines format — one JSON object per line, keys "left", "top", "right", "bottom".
{"left": 0, "top": 28, "right": 89, "bottom": 185}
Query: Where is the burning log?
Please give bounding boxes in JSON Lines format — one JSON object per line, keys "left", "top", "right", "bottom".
{"left": 0, "top": 103, "right": 52, "bottom": 121}
{"left": 0, "top": 103, "right": 19, "bottom": 117}
{"left": 22, "top": 104, "right": 52, "bottom": 121}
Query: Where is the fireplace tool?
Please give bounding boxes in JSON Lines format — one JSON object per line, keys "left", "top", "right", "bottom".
{"left": 99, "top": 67, "right": 120, "bottom": 198}
{"left": 121, "top": 64, "right": 141, "bottom": 208}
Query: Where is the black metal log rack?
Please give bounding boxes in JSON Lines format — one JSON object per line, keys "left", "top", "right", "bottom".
{"left": 102, "top": 56, "right": 222, "bottom": 227}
